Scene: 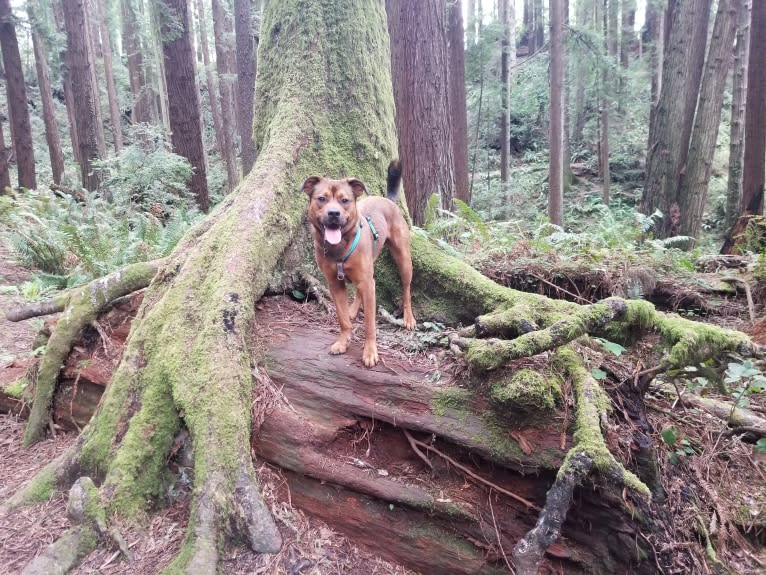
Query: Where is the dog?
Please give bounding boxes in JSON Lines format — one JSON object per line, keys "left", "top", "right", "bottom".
{"left": 302, "top": 161, "right": 416, "bottom": 367}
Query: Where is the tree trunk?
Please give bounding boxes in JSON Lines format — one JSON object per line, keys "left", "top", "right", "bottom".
{"left": 620, "top": 0, "right": 636, "bottom": 68}
{"left": 61, "top": 0, "right": 103, "bottom": 191}
{"left": 84, "top": 0, "right": 107, "bottom": 160}
{"left": 212, "top": 0, "right": 241, "bottom": 191}
{"left": 121, "top": 0, "right": 152, "bottom": 125}
{"left": 447, "top": 0, "right": 470, "bottom": 204}
{"left": 466, "top": 0, "right": 477, "bottom": 45}
{"left": 29, "top": 2, "right": 65, "bottom": 186}
{"left": 160, "top": 0, "right": 209, "bottom": 212}
{"left": 645, "top": 0, "right": 665, "bottom": 137}
{"left": 572, "top": 0, "right": 589, "bottom": 147}
{"left": 0, "top": 114, "right": 10, "bottom": 191}
{"left": 725, "top": 0, "right": 752, "bottom": 229}
{"left": 534, "top": 0, "right": 544, "bottom": 51}
{"left": 602, "top": 0, "right": 618, "bottom": 205}
{"left": 5, "top": 2, "right": 760, "bottom": 575}
{"left": 499, "top": 0, "right": 513, "bottom": 184}
{"left": 642, "top": 0, "right": 711, "bottom": 237}
{"left": 0, "top": 0, "right": 36, "bottom": 189}
{"left": 524, "top": 0, "right": 533, "bottom": 52}
{"left": 549, "top": 0, "right": 564, "bottom": 226}
{"left": 195, "top": 0, "right": 226, "bottom": 159}
{"left": 235, "top": 0, "right": 258, "bottom": 177}
{"left": 386, "top": 0, "right": 456, "bottom": 224}
{"left": 151, "top": 2, "right": 172, "bottom": 136}
{"left": 679, "top": 0, "right": 739, "bottom": 238}
{"left": 96, "top": 0, "right": 122, "bottom": 153}
{"left": 739, "top": 0, "right": 766, "bottom": 220}
{"left": 52, "top": 0, "right": 80, "bottom": 166}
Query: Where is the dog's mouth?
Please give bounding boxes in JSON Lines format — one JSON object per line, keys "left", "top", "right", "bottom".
{"left": 322, "top": 223, "right": 343, "bottom": 245}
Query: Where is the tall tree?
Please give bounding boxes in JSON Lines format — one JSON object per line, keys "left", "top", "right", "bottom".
{"left": 84, "top": 0, "right": 107, "bottom": 159}
{"left": 212, "top": 0, "right": 240, "bottom": 190}
{"left": 52, "top": 1, "right": 81, "bottom": 166}
{"left": 62, "top": 0, "right": 103, "bottom": 191}
{"left": 195, "top": 0, "right": 226, "bottom": 159}
{"left": 725, "top": 0, "right": 752, "bottom": 228}
{"left": 386, "top": 0, "right": 455, "bottom": 225}
{"left": 601, "top": 0, "right": 618, "bottom": 205}
{"left": 96, "top": 0, "right": 123, "bottom": 152}
{"left": 29, "top": 1, "right": 65, "bottom": 185}
{"left": 644, "top": 0, "right": 665, "bottom": 133}
{"left": 620, "top": 0, "right": 636, "bottom": 68}
{"left": 642, "top": 0, "right": 711, "bottom": 237}
{"left": 499, "top": 0, "right": 515, "bottom": 184}
{"left": 447, "top": 0, "right": 469, "bottom": 203}
{"left": 533, "top": 0, "right": 544, "bottom": 50}
{"left": 122, "top": 0, "right": 153, "bottom": 124}
{"left": 679, "top": 0, "right": 739, "bottom": 237}
{"left": 548, "top": 0, "right": 564, "bottom": 226}
{"left": 160, "top": 0, "right": 209, "bottom": 212}
{"left": 0, "top": 0, "right": 36, "bottom": 189}
{"left": 235, "top": 0, "right": 258, "bottom": 176}
{"left": 572, "top": 0, "right": 590, "bottom": 147}
{"left": 0, "top": 114, "right": 10, "bottom": 191}
{"left": 739, "top": 0, "right": 766, "bottom": 221}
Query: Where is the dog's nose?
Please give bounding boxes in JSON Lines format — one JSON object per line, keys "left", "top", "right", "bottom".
{"left": 327, "top": 209, "right": 340, "bottom": 218}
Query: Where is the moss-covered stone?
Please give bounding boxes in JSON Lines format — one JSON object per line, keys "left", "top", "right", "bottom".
{"left": 490, "top": 368, "right": 561, "bottom": 415}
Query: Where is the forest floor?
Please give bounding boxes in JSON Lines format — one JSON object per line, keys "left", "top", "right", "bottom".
{"left": 0, "top": 242, "right": 414, "bottom": 575}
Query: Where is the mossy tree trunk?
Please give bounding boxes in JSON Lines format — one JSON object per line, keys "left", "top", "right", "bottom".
{"left": 3, "top": 1, "right": 761, "bottom": 574}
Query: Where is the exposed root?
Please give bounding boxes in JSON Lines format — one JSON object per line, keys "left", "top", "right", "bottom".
{"left": 5, "top": 294, "right": 70, "bottom": 322}
{"left": 21, "top": 477, "right": 104, "bottom": 575}
{"left": 23, "top": 260, "right": 161, "bottom": 446}
{"left": 512, "top": 345, "right": 651, "bottom": 575}
{"left": 659, "top": 385, "right": 766, "bottom": 435}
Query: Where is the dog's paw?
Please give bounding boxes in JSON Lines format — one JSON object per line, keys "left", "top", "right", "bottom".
{"left": 403, "top": 312, "right": 416, "bottom": 331}
{"left": 329, "top": 340, "right": 349, "bottom": 355}
{"left": 362, "top": 344, "right": 379, "bottom": 367}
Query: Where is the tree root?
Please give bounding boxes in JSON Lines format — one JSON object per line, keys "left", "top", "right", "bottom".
{"left": 512, "top": 345, "right": 650, "bottom": 574}
{"left": 660, "top": 384, "right": 766, "bottom": 435}
{"left": 20, "top": 260, "right": 162, "bottom": 446}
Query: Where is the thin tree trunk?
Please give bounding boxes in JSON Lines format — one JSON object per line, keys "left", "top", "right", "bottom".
{"left": 572, "top": 0, "right": 589, "bottom": 147}
{"left": 740, "top": 0, "right": 766, "bottom": 219}
{"left": 0, "top": 0, "right": 36, "bottom": 189}
{"left": 549, "top": 0, "right": 564, "bottom": 226}
{"left": 447, "top": 0, "right": 470, "bottom": 204}
{"left": 30, "top": 3, "right": 65, "bottom": 186}
{"left": 386, "top": 0, "right": 456, "bottom": 224}
{"left": 499, "top": 0, "right": 512, "bottom": 184}
{"left": 151, "top": 2, "right": 171, "bottom": 136}
{"left": 122, "top": 0, "right": 151, "bottom": 125}
{"left": 621, "top": 0, "right": 636, "bottom": 68}
{"left": 235, "top": 0, "right": 258, "bottom": 177}
{"left": 0, "top": 114, "right": 10, "bottom": 191}
{"left": 524, "top": 0, "right": 533, "bottom": 52}
{"left": 725, "top": 0, "right": 751, "bottom": 229}
{"left": 467, "top": 0, "right": 477, "bottom": 45}
{"left": 84, "top": 0, "right": 107, "bottom": 159}
{"left": 96, "top": 0, "right": 122, "bottom": 153}
{"left": 195, "top": 0, "right": 226, "bottom": 158}
{"left": 161, "top": 0, "right": 209, "bottom": 212}
{"left": 534, "top": 0, "right": 544, "bottom": 51}
{"left": 642, "top": 0, "right": 711, "bottom": 237}
{"left": 679, "top": 0, "right": 739, "bottom": 238}
{"left": 61, "top": 0, "right": 103, "bottom": 191}
{"left": 645, "top": 0, "right": 665, "bottom": 148}
{"left": 52, "top": 0, "right": 80, "bottom": 166}
{"left": 212, "top": 0, "right": 240, "bottom": 190}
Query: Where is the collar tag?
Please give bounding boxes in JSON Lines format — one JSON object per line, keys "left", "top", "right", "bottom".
{"left": 336, "top": 262, "right": 345, "bottom": 281}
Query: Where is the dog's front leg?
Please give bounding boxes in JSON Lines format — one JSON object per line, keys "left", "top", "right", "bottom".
{"left": 327, "top": 279, "right": 352, "bottom": 355}
{"left": 358, "top": 279, "right": 379, "bottom": 367}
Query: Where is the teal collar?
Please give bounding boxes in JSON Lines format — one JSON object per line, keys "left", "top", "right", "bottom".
{"left": 335, "top": 217, "right": 379, "bottom": 280}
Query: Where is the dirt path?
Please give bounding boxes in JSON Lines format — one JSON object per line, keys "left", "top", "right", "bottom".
{"left": 0, "top": 241, "right": 38, "bottom": 387}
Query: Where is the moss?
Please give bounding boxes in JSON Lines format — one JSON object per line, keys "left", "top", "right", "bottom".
{"left": 3, "top": 377, "right": 27, "bottom": 398}
{"left": 490, "top": 368, "right": 560, "bottom": 414}
{"left": 431, "top": 387, "right": 472, "bottom": 417}
{"left": 22, "top": 465, "right": 56, "bottom": 503}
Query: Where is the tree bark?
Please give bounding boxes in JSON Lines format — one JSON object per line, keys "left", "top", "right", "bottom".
{"left": 386, "top": 0, "right": 456, "bottom": 224}
{"left": 447, "top": 0, "right": 470, "bottom": 204}
{"left": 212, "top": 0, "right": 241, "bottom": 191}
{"left": 679, "top": 0, "right": 739, "bottom": 238}
{"left": 499, "top": 0, "right": 513, "bottom": 185}
{"left": 739, "top": 0, "right": 765, "bottom": 221}
{"left": 725, "top": 0, "right": 751, "bottom": 229}
{"left": 84, "top": 0, "right": 107, "bottom": 160}
{"left": 572, "top": 0, "right": 589, "bottom": 147}
{"left": 642, "top": 0, "right": 711, "bottom": 237}
{"left": 122, "top": 0, "right": 153, "bottom": 125}
{"left": 29, "top": 2, "right": 65, "bottom": 186}
{"left": 235, "top": 0, "right": 258, "bottom": 177}
{"left": 96, "top": 0, "right": 122, "bottom": 153}
{"left": 549, "top": 0, "right": 564, "bottom": 226}
{"left": 195, "top": 0, "right": 226, "bottom": 158}
{"left": 620, "top": 0, "right": 637, "bottom": 68}
{"left": 0, "top": 0, "right": 36, "bottom": 189}
{"left": 0, "top": 113, "right": 10, "bottom": 191}
{"left": 52, "top": 0, "right": 80, "bottom": 166}
{"left": 645, "top": 0, "right": 665, "bottom": 136}
{"left": 533, "top": 0, "right": 544, "bottom": 51}
{"left": 160, "top": 0, "right": 209, "bottom": 212}
{"left": 61, "top": 0, "right": 103, "bottom": 191}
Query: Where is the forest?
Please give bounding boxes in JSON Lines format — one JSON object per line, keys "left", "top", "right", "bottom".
{"left": 0, "top": 0, "right": 765, "bottom": 574}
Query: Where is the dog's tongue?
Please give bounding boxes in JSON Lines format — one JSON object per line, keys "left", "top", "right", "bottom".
{"left": 324, "top": 228, "right": 342, "bottom": 245}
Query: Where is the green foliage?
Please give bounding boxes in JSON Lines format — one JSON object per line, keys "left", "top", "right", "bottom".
{"left": 723, "top": 359, "right": 766, "bottom": 410}
{"left": 660, "top": 426, "right": 700, "bottom": 465}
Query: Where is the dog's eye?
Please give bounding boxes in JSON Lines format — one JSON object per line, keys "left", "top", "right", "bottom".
{"left": 341, "top": 198, "right": 350, "bottom": 204}
{"left": 316, "top": 196, "right": 327, "bottom": 203}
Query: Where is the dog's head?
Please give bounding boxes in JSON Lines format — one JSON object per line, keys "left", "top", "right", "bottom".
{"left": 301, "top": 176, "right": 368, "bottom": 245}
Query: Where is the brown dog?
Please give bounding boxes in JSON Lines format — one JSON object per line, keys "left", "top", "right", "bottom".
{"left": 302, "top": 161, "right": 416, "bottom": 367}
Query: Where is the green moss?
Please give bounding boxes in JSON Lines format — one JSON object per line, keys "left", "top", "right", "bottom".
{"left": 490, "top": 368, "right": 560, "bottom": 414}
{"left": 3, "top": 377, "right": 27, "bottom": 398}
{"left": 22, "top": 465, "right": 56, "bottom": 503}
{"left": 431, "top": 387, "right": 472, "bottom": 417}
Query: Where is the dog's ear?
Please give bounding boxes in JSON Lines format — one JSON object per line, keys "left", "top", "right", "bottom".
{"left": 347, "top": 179, "right": 368, "bottom": 199}
{"left": 301, "top": 176, "right": 322, "bottom": 197}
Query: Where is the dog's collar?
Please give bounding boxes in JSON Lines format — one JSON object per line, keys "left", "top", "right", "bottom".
{"left": 334, "top": 217, "right": 379, "bottom": 281}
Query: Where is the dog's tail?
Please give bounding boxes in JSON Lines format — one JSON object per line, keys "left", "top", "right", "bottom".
{"left": 386, "top": 160, "right": 402, "bottom": 202}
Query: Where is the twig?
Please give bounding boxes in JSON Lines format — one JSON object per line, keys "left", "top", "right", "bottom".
{"left": 638, "top": 532, "right": 665, "bottom": 575}
{"left": 720, "top": 277, "right": 755, "bottom": 323}
{"left": 528, "top": 271, "right": 593, "bottom": 304}
{"left": 407, "top": 432, "right": 540, "bottom": 510}
{"left": 488, "top": 491, "right": 515, "bottom": 573}
{"left": 402, "top": 429, "right": 433, "bottom": 470}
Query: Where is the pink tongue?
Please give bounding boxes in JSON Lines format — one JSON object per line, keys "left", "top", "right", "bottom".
{"left": 324, "top": 228, "right": 342, "bottom": 245}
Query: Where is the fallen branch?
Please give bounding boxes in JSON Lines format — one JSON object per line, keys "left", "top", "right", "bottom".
{"left": 660, "top": 385, "right": 766, "bottom": 436}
